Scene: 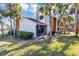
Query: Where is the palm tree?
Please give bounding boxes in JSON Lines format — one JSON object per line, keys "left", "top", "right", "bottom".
{"left": 5, "top": 3, "right": 22, "bottom": 36}
{"left": 54, "top": 3, "right": 63, "bottom": 33}
{"left": 51, "top": 3, "right": 70, "bottom": 34}
{"left": 9, "top": 3, "right": 22, "bottom": 36}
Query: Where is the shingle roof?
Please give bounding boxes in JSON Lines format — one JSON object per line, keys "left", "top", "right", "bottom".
{"left": 22, "top": 16, "right": 47, "bottom": 26}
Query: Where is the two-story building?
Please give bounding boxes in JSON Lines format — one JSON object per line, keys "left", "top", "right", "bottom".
{"left": 15, "top": 5, "right": 58, "bottom": 37}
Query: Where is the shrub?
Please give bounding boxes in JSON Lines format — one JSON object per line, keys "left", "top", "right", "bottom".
{"left": 16, "top": 31, "right": 34, "bottom": 39}
{"left": 8, "top": 29, "right": 17, "bottom": 35}
{"left": 8, "top": 30, "right": 14, "bottom": 35}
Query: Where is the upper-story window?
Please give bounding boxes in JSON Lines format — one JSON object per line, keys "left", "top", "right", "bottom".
{"left": 39, "top": 15, "right": 44, "bottom": 20}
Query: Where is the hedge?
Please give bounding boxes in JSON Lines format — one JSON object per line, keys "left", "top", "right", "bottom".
{"left": 8, "top": 31, "right": 34, "bottom": 39}
{"left": 16, "top": 31, "right": 34, "bottom": 39}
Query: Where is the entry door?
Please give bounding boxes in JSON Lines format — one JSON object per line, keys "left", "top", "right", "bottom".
{"left": 36, "top": 25, "right": 47, "bottom": 36}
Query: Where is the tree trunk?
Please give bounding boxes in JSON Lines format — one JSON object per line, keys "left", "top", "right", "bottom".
{"left": 49, "top": 8, "right": 52, "bottom": 39}
{"left": 9, "top": 17, "right": 13, "bottom": 35}
{"left": 13, "top": 19, "right": 16, "bottom": 36}
{"left": 49, "top": 16, "right": 52, "bottom": 39}
{"left": 68, "top": 21, "right": 70, "bottom": 33}
{"left": 75, "top": 8, "right": 78, "bottom": 37}
{"left": 58, "top": 20, "right": 61, "bottom": 33}
{"left": 63, "top": 18, "right": 66, "bottom": 34}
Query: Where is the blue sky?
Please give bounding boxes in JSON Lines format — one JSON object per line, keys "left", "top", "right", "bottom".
{"left": 20, "top": 3, "right": 37, "bottom": 17}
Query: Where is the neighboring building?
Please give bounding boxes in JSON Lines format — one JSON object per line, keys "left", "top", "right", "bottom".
{"left": 0, "top": 23, "right": 10, "bottom": 34}
{"left": 0, "top": 23, "right": 10, "bottom": 30}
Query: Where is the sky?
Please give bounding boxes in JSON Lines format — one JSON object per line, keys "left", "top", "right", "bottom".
{"left": 0, "top": 3, "right": 37, "bottom": 25}
{"left": 20, "top": 3, "right": 37, "bottom": 18}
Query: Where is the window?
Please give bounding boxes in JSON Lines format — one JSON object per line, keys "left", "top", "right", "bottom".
{"left": 39, "top": 15, "right": 44, "bottom": 20}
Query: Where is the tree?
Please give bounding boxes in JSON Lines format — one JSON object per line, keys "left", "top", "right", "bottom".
{"left": 0, "top": 8, "right": 8, "bottom": 37}
{"left": 0, "top": 4, "right": 14, "bottom": 36}
{"left": 67, "top": 16, "right": 74, "bottom": 32}
{"left": 0, "top": 14, "right": 4, "bottom": 37}
{"left": 54, "top": 3, "right": 63, "bottom": 33}
{"left": 9, "top": 3, "right": 22, "bottom": 36}
{"left": 58, "top": 4, "right": 70, "bottom": 34}
{"left": 38, "top": 3, "right": 70, "bottom": 38}
{"left": 70, "top": 3, "right": 79, "bottom": 37}
{"left": 5, "top": 3, "right": 22, "bottom": 36}
{"left": 75, "top": 3, "right": 79, "bottom": 37}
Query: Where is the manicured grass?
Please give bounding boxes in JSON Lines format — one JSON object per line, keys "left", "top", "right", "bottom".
{"left": 0, "top": 32, "right": 79, "bottom": 56}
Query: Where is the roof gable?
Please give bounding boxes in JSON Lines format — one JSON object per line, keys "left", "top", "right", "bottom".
{"left": 22, "top": 16, "right": 47, "bottom": 26}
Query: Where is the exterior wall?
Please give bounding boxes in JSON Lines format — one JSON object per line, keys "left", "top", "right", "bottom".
{"left": 39, "top": 16, "right": 50, "bottom": 34}
{"left": 33, "top": 8, "right": 58, "bottom": 34}
{"left": 39, "top": 16, "right": 57, "bottom": 34}
{"left": 44, "top": 16, "right": 50, "bottom": 34}
{"left": 0, "top": 24, "right": 10, "bottom": 30}
{"left": 19, "top": 18, "right": 37, "bottom": 37}
{"left": 34, "top": 10, "right": 57, "bottom": 34}
{"left": 39, "top": 15, "right": 46, "bottom": 23}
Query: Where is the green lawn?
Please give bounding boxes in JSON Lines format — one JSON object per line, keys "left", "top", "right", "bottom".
{"left": 0, "top": 32, "right": 79, "bottom": 56}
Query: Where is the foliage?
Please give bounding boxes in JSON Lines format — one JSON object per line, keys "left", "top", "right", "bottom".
{"left": 2, "top": 3, "right": 22, "bottom": 18}
{"left": 38, "top": 3, "right": 52, "bottom": 16}
{"left": 67, "top": 16, "right": 74, "bottom": 22}
{"left": 8, "top": 30, "right": 15, "bottom": 35}
{"left": 16, "top": 31, "right": 34, "bottom": 39}
{"left": 0, "top": 3, "right": 22, "bottom": 36}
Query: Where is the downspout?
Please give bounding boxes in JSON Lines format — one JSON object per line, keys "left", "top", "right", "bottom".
{"left": 49, "top": 4, "right": 52, "bottom": 39}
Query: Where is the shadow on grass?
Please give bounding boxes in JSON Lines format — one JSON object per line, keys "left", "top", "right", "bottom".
{"left": 0, "top": 38, "right": 71, "bottom": 56}
{"left": 56, "top": 35, "right": 79, "bottom": 56}
{"left": 57, "top": 36, "right": 79, "bottom": 44}
{"left": 0, "top": 36, "right": 26, "bottom": 44}
{"left": 21, "top": 39, "right": 65, "bottom": 56}
{"left": 0, "top": 35, "right": 79, "bottom": 56}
